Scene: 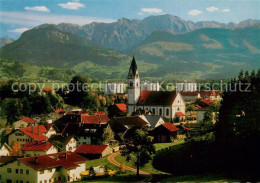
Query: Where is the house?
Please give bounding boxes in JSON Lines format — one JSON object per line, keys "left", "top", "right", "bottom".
{"left": 48, "top": 135, "right": 77, "bottom": 152}
{"left": 151, "top": 123, "right": 179, "bottom": 143}
{"left": 139, "top": 115, "right": 165, "bottom": 130}
{"left": 109, "top": 116, "right": 149, "bottom": 141}
{"left": 75, "top": 144, "right": 113, "bottom": 159}
{"left": 0, "top": 152, "right": 86, "bottom": 183}
{"left": 21, "top": 142, "right": 58, "bottom": 157}
{"left": 77, "top": 124, "right": 114, "bottom": 145}
{"left": 81, "top": 114, "right": 109, "bottom": 125}
{"left": 0, "top": 143, "right": 12, "bottom": 156}
{"left": 126, "top": 56, "right": 186, "bottom": 120}
{"left": 199, "top": 90, "right": 222, "bottom": 100}
{"left": 176, "top": 112, "right": 186, "bottom": 122}
{"left": 108, "top": 103, "right": 127, "bottom": 117}
{"left": 196, "top": 99, "right": 216, "bottom": 124}
{"left": 13, "top": 116, "right": 37, "bottom": 129}
{"left": 8, "top": 125, "right": 49, "bottom": 147}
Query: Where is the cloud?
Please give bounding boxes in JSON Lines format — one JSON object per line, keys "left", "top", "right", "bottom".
{"left": 206, "top": 6, "right": 218, "bottom": 12}
{"left": 58, "top": 1, "right": 85, "bottom": 10}
{"left": 25, "top": 6, "right": 50, "bottom": 12}
{"left": 137, "top": 12, "right": 144, "bottom": 16}
{"left": 0, "top": 11, "right": 116, "bottom": 27}
{"left": 188, "top": 9, "right": 202, "bottom": 16}
{"left": 141, "top": 8, "right": 162, "bottom": 14}
{"left": 8, "top": 28, "right": 30, "bottom": 33}
{"left": 222, "top": 9, "right": 230, "bottom": 12}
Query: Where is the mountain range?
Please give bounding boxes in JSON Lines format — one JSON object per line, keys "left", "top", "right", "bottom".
{"left": 53, "top": 14, "right": 260, "bottom": 52}
{"left": 0, "top": 14, "right": 260, "bottom": 80}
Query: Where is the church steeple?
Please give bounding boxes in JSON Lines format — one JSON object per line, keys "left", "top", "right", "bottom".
{"left": 128, "top": 56, "right": 139, "bottom": 79}
{"left": 127, "top": 56, "right": 140, "bottom": 115}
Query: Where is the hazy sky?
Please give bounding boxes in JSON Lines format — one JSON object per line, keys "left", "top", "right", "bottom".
{"left": 0, "top": 0, "right": 259, "bottom": 39}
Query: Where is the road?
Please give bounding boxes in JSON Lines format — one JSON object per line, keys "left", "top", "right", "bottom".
{"left": 107, "top": 151, "right": 152, "bottom": 182}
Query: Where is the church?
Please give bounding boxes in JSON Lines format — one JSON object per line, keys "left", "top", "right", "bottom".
{"left": 127, "top": 57, "right": 186, "bottom": 120}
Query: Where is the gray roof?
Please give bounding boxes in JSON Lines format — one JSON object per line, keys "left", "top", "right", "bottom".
{"left": 143, "top": 115, "right": 164, "bottom": 129}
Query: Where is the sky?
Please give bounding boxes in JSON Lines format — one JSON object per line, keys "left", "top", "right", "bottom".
{"left": 0, "top": 0, "right": 259, "bottom": 39}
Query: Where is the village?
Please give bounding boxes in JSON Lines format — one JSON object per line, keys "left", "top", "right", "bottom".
{"left": 0, "top": 57, "right": 223, "bottom": 183}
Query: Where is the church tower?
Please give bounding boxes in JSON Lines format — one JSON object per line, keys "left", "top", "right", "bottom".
{"left": 127, "top": 56, "right": 140, "bottom": 114}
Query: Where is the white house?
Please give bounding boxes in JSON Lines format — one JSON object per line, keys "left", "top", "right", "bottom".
{"left": 8, "top": 124, "right": 57, "bottom": 147}
{"left": 0, "top": 152, "right": 86, "bottom": 183}
{"left": 48, "top": 135, "right": 77, "bottom": 152}
{"left": 13, "top": 116, "right": 37, "bottom": 129}
{"left": 21, "top": 142, "right": 58, "bottom": 157}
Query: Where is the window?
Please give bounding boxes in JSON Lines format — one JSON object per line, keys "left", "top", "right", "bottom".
{"left": 26, "top": 181, "right": 29, "bottom": 183}
{"left": 26, "top": 170, "right": 29, "bottom": 174}
{"left": 7, "top": 168, "right": 11, "bottom": 173}
{"left": 17, "top": 162, "right": 20, "bottom": 166}
{"left": 56, "top": 167, "right": 61, "bottom": 172}
{"left": 16, "top": 181, "right": 19, "bottom": 183}
{"left": 177, "top": 107, "right": 180, "bottom": 111}
{"left": 159, "top": 108, "right": 162, "bottom": 115}
{"left": 166, "top": 108, "right": 169, "bottom": 116}
{"left": 20, "top": 169, "right": 23, "bottom": 174}
{"left": 20, "top": 181, "right": 23, "bottom": 183}
{"left": 16, "top": 169, "right": 19, "bottom": 174}
{"left": 130, "top": 81, "right": 133, "bottom": 87}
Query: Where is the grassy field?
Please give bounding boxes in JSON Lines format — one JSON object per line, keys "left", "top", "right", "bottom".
{"left": 115, "top": 139, "right": 185, "bottom": 175}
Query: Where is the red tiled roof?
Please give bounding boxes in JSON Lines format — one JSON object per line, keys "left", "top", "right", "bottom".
{"left": 137, "top": 91, "right": 177, "bottom": 106}
{"left": 162, "top": 123, "right": 179, "bottom": 132}
{"left": 81, "top": 115, "right": 109, "bottom": 124}
{"left": 176, "top": 112, "right": 185, "bottom": 117}
{"left": 115, "top": 103, "right": 127, "bottom": 112}
{"left": 18, "top": 152, "right": 87, "bottom": 170}
{"left": 183, "top": 126, "right": 191, "bottom": 131}
{"left": 75, "top": 144, "right": 108, "bottom": 154}
{"left": 43, "top": 88, "right": 53, "bottom": 92}
{"left": 21, "top": 116, "right": 37, "bottom": 124}
{"left": 19, "top": 125, "right": 48, "bottom": 141}
{"left": 200, "top": 100, "right": 213, "bottom": 106}
{"left": 21, "top": 142, "right": 54, "bottom": 152}
{"left": 55, "top": 109, "right": 65, "bottom": 114}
